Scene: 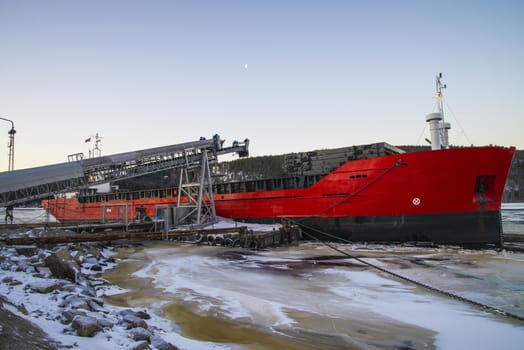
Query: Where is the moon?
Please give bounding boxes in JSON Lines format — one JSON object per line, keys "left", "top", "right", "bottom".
{"left": 244, "top": 64, "right": 248, "bottom": 69}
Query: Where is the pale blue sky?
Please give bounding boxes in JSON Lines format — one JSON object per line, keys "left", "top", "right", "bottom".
{"left": 1, "top": 0, "right": 523, "bottom": 171}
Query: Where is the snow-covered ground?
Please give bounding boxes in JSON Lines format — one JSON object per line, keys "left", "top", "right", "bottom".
{"left": 1, "top": 210, "right": 524, "bottom": 349}
{"left": 0, "top": 245, "right": 144, "bottom": 349}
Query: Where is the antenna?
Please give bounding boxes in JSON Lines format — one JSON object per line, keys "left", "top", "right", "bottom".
{"left": 436, "top": 73, "right": 447, "bottom": 118}
{"left": 436, "top": 73, "right": 451, "bottom": 148}
{"left": 93, "top": 133, "right": 103, "bottom": 157}
{"left": 85, "top": 132, "right": 103, "bottom": 158}
{"left": 426, "top": 74, "right": 451, "bottom": 150}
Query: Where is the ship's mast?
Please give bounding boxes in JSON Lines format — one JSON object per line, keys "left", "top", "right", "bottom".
{"left": 92, "top": 133, "right": 102, "bottom": 158}
{"left": 436, "top": 73, "right": 445, "bottom": 117}
{"left": 426, "top": 73, "right": 451, "bottom": 150}
{"left": 87, "top": 133, "right": 103, "bottom": 158}
{"left": 436, "top": 73, "right": 451, "bottom": 148}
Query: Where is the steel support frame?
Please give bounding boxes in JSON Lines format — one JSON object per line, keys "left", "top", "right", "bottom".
{"left": 176, "top": 149, "right": 216, "bottom": 227}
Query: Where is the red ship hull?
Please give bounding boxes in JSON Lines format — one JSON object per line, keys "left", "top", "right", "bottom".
{"left": 42, "top": 146, "right": 515, "bottom": 246}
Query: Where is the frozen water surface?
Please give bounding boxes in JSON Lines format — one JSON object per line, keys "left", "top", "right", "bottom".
{"left": 1, "top": 206, "right": 523, "bottom": 349}
{"left": 104, "top": 240, "right": 524, "bottom": 349}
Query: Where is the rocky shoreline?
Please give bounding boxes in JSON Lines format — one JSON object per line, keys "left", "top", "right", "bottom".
{"left": 0, "top": 229, "right": 178, "bottom": 350}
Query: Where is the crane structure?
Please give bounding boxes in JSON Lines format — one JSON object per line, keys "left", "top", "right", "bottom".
{"left": 0, "top": 134, "right": 249, "bottom": 225}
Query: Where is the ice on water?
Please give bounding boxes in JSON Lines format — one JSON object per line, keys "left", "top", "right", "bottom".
{"left": 1, "top": 205, "right": 524, "bottom": 349}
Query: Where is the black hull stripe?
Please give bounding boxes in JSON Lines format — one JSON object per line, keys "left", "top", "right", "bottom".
{"left": 233, "top": 211, "right": 503, "bottom": 247}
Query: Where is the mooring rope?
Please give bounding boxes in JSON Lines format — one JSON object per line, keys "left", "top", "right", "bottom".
{"left": 284, "top": 156, "right": 524, "bottom": 322}
{"left": 404, "top": 254, "right": 524, "bottom": 293}
{"left": 294, "top": 222, "right": 524, "bottom": 323}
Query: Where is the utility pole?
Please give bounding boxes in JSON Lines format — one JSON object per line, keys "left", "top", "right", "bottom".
{"left": 0, "top": 117, "right": 16, "bottom": 171}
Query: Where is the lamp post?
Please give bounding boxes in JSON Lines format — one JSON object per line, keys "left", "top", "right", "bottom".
{"left": 0, "top": 117, "right": 16, "bottom": 171}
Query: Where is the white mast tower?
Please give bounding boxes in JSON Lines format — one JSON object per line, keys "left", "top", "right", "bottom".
{"left": 426, "top": 73, "right": 451, "bottom": 150}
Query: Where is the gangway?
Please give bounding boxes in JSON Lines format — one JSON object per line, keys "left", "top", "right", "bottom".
{"left": 0, "top": 135, "right": 249, "bottom": 220}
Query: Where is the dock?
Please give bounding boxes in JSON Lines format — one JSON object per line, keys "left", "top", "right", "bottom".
{"left": 1, "top": 220, "right": 521, "bottom": 250}
{"left": 0, "top": 222, "right": 302, "bottom": 249}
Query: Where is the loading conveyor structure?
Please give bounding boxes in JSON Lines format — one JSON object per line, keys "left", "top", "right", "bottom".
{"left": 0, "top": 135, "right": 249, "bottom": 211}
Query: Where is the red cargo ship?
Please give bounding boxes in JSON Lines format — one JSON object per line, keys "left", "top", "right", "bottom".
{"left": 42, "top": 76, "right": 515, "bottom": 246}
{"left": 214, "top": 145, "right": 514, "bottom": 246}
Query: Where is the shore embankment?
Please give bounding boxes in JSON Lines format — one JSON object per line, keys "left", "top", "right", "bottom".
{"left": 0, "top": 228, "right": 179, "bottom": 350}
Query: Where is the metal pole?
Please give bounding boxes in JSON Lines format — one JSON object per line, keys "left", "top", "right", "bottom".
{"left": 0, "top": 117, "right": 15, "bottom": 171}
{"left": 196, "top": 150, "right": 207, "bottom": 225}
{"left": 125, "top": 203, "right": 129, "bottom": 232}
{"left": 163, "top": 207, "right": 169, "bottom": 240}
{"left": 177, "top": 168, "right": 184, "bottom": 207}
{"left": 205, "top": 153, "right": 217, "bottom": 222}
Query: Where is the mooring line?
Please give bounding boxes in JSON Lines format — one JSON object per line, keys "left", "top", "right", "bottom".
{"left": 405, "top": 255, "right": 524, "bottom": 293}
{"left": 293, "top": 222, "right": 524, "bottom": 323}
{"left": 289, "top": 157, "right": 524, "bottom": 292}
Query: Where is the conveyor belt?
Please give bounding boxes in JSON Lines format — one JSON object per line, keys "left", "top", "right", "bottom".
{"left": 0, "top": 135, "right": 249, "bottom": 207}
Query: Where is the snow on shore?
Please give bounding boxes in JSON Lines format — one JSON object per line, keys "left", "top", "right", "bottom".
{"left": 1, "top": 213, "right": 524, "bottom": 349}
{"left": 0, "top": 242, "right": 186, "bottom": 349}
